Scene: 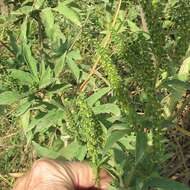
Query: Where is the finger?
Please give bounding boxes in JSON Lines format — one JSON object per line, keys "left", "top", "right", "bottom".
{"left": 12, "top": 176, "right": 27, "bottom": 190}
{"left": 63, "top": 162, "right": 95, "bottom": 188}
{"left": 63, "top": 162, "right": 112, "bottom": 190}
{"left": 99, "top": 169, "right": 112, "bottom": 190}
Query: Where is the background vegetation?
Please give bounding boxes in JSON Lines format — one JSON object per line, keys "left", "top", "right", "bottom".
{"left": 0, "top": 0, "right": 190, "bottom": 189}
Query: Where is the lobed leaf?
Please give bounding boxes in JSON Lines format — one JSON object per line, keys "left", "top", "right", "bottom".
{"left": 0, "top": 91, "right": 21, "bottom": 105}
{"left": 54, "top": 3, "right": 81, "bottom": 26}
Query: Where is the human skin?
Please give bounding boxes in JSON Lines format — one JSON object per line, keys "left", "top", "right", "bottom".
{"left": 12, "top": 159, "right": 112, "bottom": 190}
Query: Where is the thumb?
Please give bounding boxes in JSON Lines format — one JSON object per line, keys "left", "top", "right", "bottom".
{"left": 63, "top": 162, "right": 112, "bottom": 189}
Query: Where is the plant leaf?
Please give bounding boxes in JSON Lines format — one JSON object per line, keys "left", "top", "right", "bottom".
{"left": 54, "top": 3, "right": 81, "bottom": 26}
{"left": 143, "top": 177, "right": 190, "bottom": 190}
{"left": 54, "top": 52, "right": 67, "bottom": 77}
{"left": 87, "top": 87, "right": 111, "bottom": 107}
{"left": 32, "top": 141, "right": 60, "bottom": 159}
{"left": 9, "top": 69, "right": 35, "bottom": 85}
{"left": 178, "top": 56, "right": 190, "bottom": 81}
{"left": 66, "top": 50, "right": 81, "bottom": 82}
{"left": 136, "top": 132, "right": 147, "bottom": 165}
{"left": 41, "top": 8, "right": 65, "bottom": 46}
{"left": 60, "top": 0, "right": 75, "bottom": 6}
{"left": 15, "top": 99, "right": 32, "bottom": 117}
{"left": 0, "top": 91, "right": 21, "bottom": 105}
{"left": 22, "top": 42, "right": 39, "bottom": 79}
{"left": 92, "top": 103, "right": 121, "bottom": 116}
{"left": 60, "top": 141, "right": 87, "bottom": 161}
{"left": 34, "top": 0, "right": 45, "bottom": 9}
{"left": 35, "top": 110, "right": 64, "bottom": 133}
{"left": 12, "top": 6, "right": 33, "bottom": 15}
{"left": 40, "top": 8, "right": 54, "bottom": 40}
{"left": 104, "top": 129, "right": 127, "bottom": 153}
{"left": 39, "top": 66, "right": 53, "bottom": 89}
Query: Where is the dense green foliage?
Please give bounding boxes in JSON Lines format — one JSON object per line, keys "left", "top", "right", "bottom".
{"left": 0, "top": 0, "right": 190, "bottom": 189}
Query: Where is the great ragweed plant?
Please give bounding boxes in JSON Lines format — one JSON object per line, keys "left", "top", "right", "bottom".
{"left": 1, "top": 0, "right": 190, "bottom": 189}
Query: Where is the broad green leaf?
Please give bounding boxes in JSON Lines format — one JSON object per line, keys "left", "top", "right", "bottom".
{"left": 51, "top": 23, "right": 66, "bottom": 45}
{"left": 47, "top": 84, "right": 72, "bottom": 95}
{"left": 20, "top": 18, "right": 28, "bottom": 43}
{"left": 9, "top": 69, "right": 35, "bottom": 85}
{"left": 22, "top": 43, "right": 39, "bottom": 79}
{"left": 92, "top": 103, "right": 121, "bottom": 116}
{"left": 178, "top": 56, "right": 190, "bottom": 81}
{"left": 54, "top": 52, "right": 66, "bottom": 77}
{"left": 35, "top": 110, "right": 64, "bottom": 133}
{"left": 54, "top": 3, "right": 81, "bottom": 26}
{"left": 32, "top": 141, "right": 60, "bottom": 159}
{"left": 127, "top": 20, "right": 141, "bottom": 32}
{"left": 39, "top": 66, "right": 53, "bottom": 89}
{"left": 40, "top": 8, "right": 54, "bottom": 40}
{"left": 66, "top": 51, "right": 81, "bottom": 82}
{"left": 136, "top": 132, "right": 147, "bottom": 165}
{"left": 119, "top": 133, "right": 136, "bottom": 150}
{"left": 104, "top": 129, "right": 127, "bottom": 153}
{"left": 67, "top": 49, "right": 82, "bottom": 60}
{"left": 12, "top": 6, "right": 33, "bottom": 15}
{"left": 41, "top": 8, "right": 65, "bottom": 46}
{"left": 20, "top": 110, "right": 32, "bottom": 141}
{"left": 34, "top": 0, "right": 45, "bottom": 9}
{"left": 15, "top": 99, "right": 32, "bottom": 116}
{"left": 60, "top": 0, "right": 75, "bottom": 6}
{"left": 143, "top": 177, "right": 190, "bottom": 190}
{"left": 60, "top": 141, "right": 87, "bottom": 161}
{"left": 87, "top": 87, "right": 111, "bottom": 107}
{"left": 0, "top": 91, "right": 21, "bottom": 105}
{"left": 8, "top": 32, "right": 19, "bottom": 54}
{"left": 20, "top": 110, "right": 30, "bottom": 130}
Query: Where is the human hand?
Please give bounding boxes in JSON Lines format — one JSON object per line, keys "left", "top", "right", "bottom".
{"left": 13, "top": 159, "right": 112, "bottom": 190}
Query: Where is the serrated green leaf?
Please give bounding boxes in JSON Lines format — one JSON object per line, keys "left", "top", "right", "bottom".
{"left": 15, "top": 99, "right": 32, "bottom": 117}
{"left": 41, "top": 8, "right": 65, "bottom": 46}
{"left": 87, "top": 87, "right": 111, "bottom": 107}
{"left": 32, "top": 141, "right": 60, "bottom": 159}
{"left": 35, "top": 110, "right": 64, "bottom": 133}
{"left": 0, "top": 91, "right": 21, "bottom": 105}
{"left": 67, "top": 58, "right": 80, "bottom": 81}
{"left": 163, "top": 79, "right": 189, "bottom": 99}
{"left": 54, "top": 52, "right": 66, "bottom": 77}
{"left": 47, "top": 84, "right": 72, "bottom": 95}
{"left": 22, "top": 42, "right": 39, "bottom": 79}
{"left": 20, "top": 110, "right": 32, "bottom": 141}
{"left": 61, "top": 0, "right": 75, "bottom": 6}
{"left": 40, "top": 8, "right": 54, "bottom": 40}
{"left": 34, "top": 0, "right": 45, "bottom": 9}
{"left": 9, "top": 69, "right": 35, "bottom": 85}
{"left": 67, "top": 49, "right": 82, "bottom": 60}
{"left": 12, "top": 6, "right": 33, "bottom": 15}
{"left": 104, "top": 129, "right": 127, "bottom": 153}
{"left": 127, "top": 20, "right": 141, "bottom": 32}
{"left": 8, "top": 32, "right": 19, "bottom": 54}
{"left": 20, "top": 18, "right": 28, "bottom": 43}
{"left": 39, "top": 66, "right": 53, "bottom": 89}
{"left": 136, "top": 132, "right": 147, "bottom": 165}
{"left": 143, "top": 177, "right": 190, "bottom": 190}
{"left": 55, "top": 3, "right": 81, "bottom": 26}
{"left": 66, "top": 50, "right": 81, "bottom": 82}
{"left": 60, "top": 141, "right": 87, "bottom": 161}
{"left": 178, "top": 56, "right": 190, "bottom": 81}
{"left": 92, "top": 103, "right": 121, "bottom": 116}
